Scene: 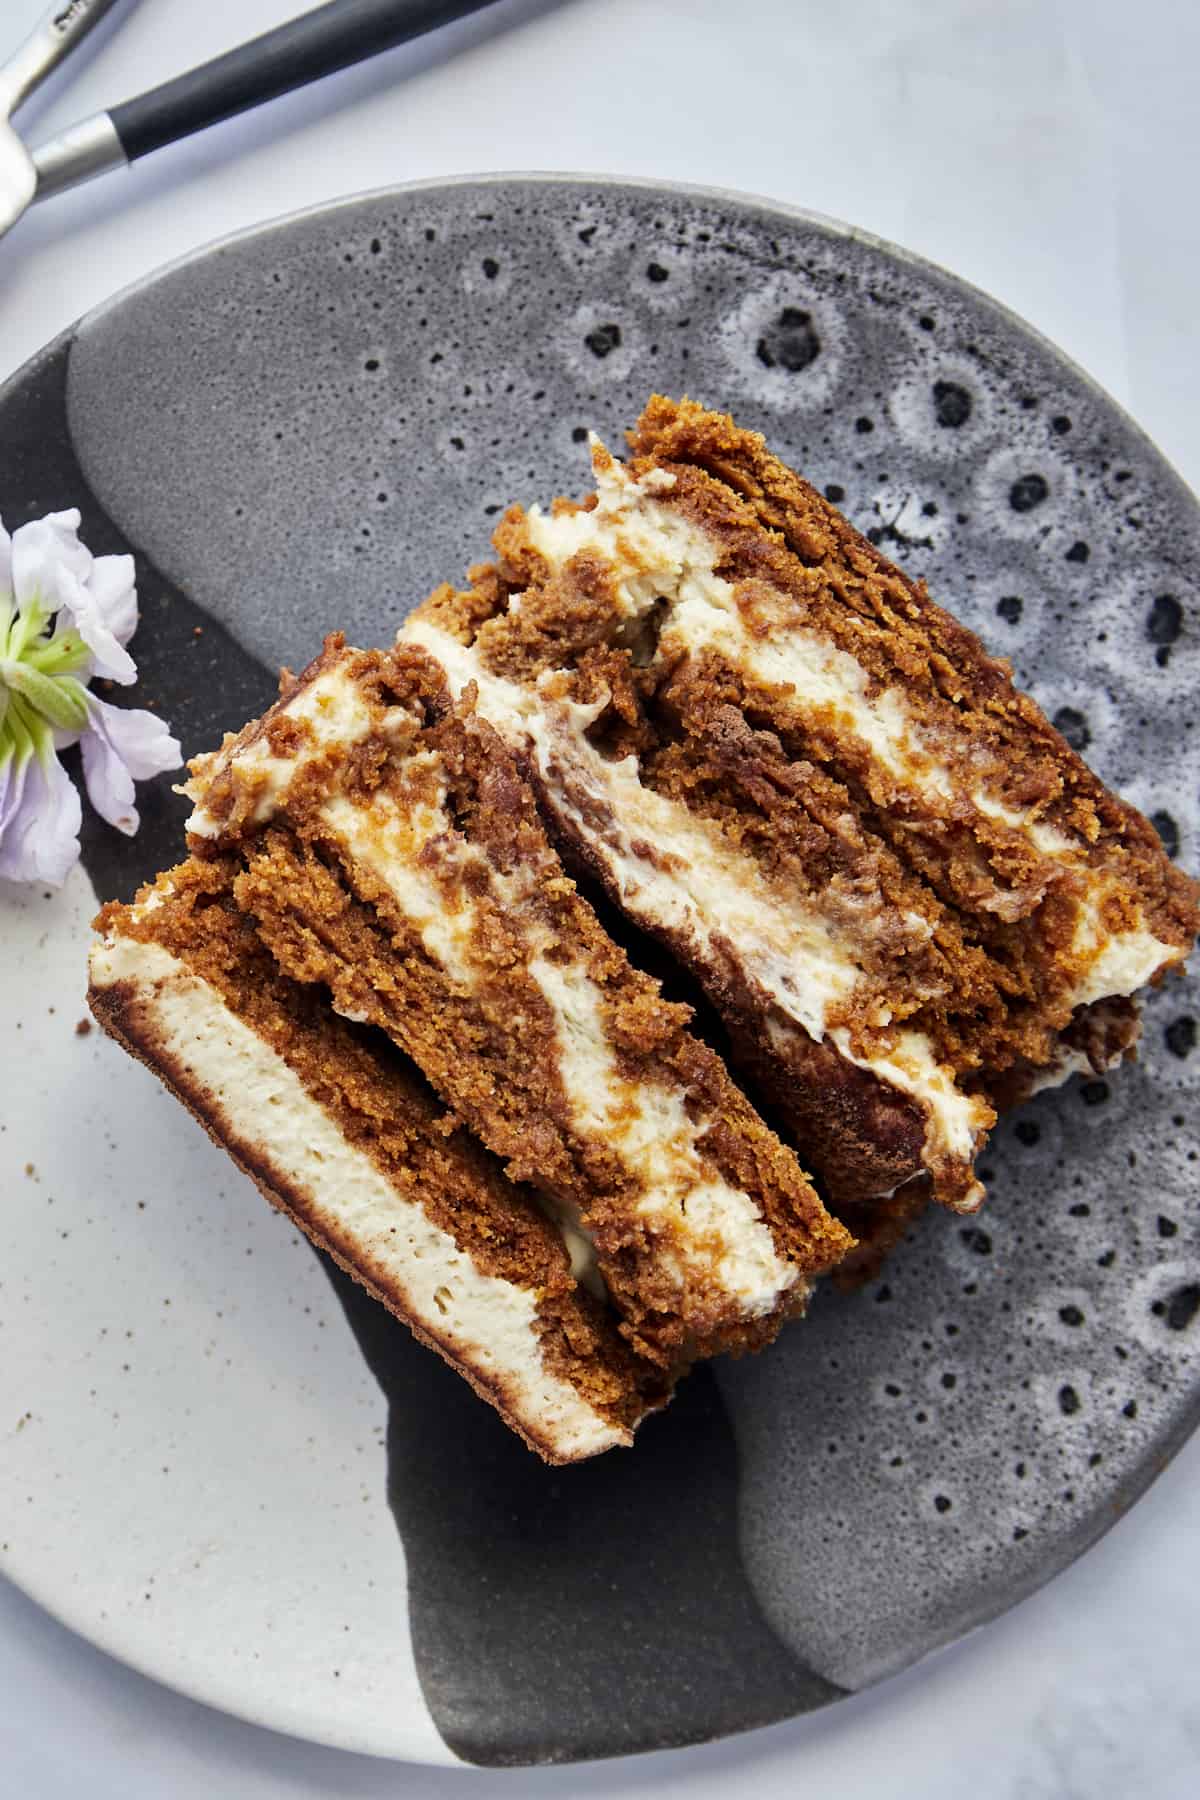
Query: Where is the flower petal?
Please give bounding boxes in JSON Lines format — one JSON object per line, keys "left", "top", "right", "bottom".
{"left": 87, "top": 554, "right": 139, "bottom": 651}
{"left": 56, "top": 563, "right": 138, "bottom": 685}
{"left": 89, "top": 695, "right": 183, "bottom": 782}
{"left": 80, "top": 694, "right": 182, "bottom": 835}
{"left": 0, "top": 743, "right": 81, "bottom": 887}
{"left": 0, "top": 740, "right": 29, "bottom": 840}
{"left": 81, "top": 724, "right": 136, "bottom": 834}
{"left": 9, "top": 511, "right": 138, "bottom": 684}
{"left": 10, "top": 510, "right": 89, "bottom": 612}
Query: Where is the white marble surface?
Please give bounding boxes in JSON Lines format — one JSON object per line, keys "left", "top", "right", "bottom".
{"left": 1, "top": 0, "right": 1197, "bottom": 1792}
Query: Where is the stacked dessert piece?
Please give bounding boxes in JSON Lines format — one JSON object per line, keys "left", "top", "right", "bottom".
{"left": 406, "top": 398, "right": 1198, "bottom": 1220}
{"left": 90, "top": 852, "right": 670, "bottom": 1461}
{"left": 91, "top": 634, "right": 853, "bottom": 1458}
{"left": 89, "top": 398, "right": 1199, "bottom": 1460}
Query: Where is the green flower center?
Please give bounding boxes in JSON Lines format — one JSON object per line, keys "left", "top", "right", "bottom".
{"left": 0, "top": 589, "right": 92, "bottom": 759}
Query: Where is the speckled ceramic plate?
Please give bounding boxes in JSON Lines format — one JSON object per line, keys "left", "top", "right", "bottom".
{"left": 2, "top": 175, "right": 1199, "bottom": 1769}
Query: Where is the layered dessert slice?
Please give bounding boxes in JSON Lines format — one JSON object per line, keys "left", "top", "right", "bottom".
{"left": 403, "top": 395, "right": 1200, "bottom": 1216}
{"left": 182, "top": 640, "right": 853, "bottom": 1367}
{"left": 89, "top": 855, "right": 669, "bottom": 1462}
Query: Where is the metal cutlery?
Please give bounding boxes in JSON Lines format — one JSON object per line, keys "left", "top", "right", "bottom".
{"left": 1, "top": 0, "right": 501, "bottom": 243}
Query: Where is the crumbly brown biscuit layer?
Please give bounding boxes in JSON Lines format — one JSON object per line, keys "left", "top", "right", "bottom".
{"left": 90, "top": 855, "right": 669, "bottom": 1461}
{"left": 407, "top": 396, "right": 1200, "bottom": 1218}
{"left": 185, "top": 641, "right": 852, "bottom": 1368}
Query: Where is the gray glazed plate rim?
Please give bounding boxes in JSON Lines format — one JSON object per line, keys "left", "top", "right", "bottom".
{"left": 68, "top": 166, "right": 1199, "bottom": 523}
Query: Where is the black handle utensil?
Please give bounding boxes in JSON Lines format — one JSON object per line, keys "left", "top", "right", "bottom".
{"left": 24, "top": 0, "right": 500, "bottom": 212}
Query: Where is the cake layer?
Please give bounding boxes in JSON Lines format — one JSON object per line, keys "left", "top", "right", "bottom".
{"left": 185, "top": 643, "right": 852, "bottom": 1366}
{"left": 404, "top": 610, "right": 978, "bottom": 1208}
{"left": 404, "top": 397, "right": 1200, "bottom": 1214}
{"left": 88, "top": 857, "right": 667, "bottom": 1462}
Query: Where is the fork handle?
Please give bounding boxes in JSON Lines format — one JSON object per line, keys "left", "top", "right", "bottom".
{"left": 0, "top": 0, "right": 125, "bottom": 116}
{"left": 109, "top": 0, "right": 498, "bottom": 162}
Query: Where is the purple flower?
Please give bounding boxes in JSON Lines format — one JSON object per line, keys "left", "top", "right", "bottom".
{"left": 0, "top": 510, "right": 181, "bottom": 887}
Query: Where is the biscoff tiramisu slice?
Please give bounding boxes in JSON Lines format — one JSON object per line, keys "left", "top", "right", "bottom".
{"left": 403, "top": 396, "right": 1199, "bottom": 1217}
{"left": 89, "top": 856, "right": 668, "bottom": 1462}
{"left": 183, "top": 639, "right": 853, "bottom": 1368}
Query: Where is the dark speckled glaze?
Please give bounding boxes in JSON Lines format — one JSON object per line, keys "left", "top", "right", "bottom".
{"left": 4, "top": 176, "right": 1199, "bottom": 1765}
